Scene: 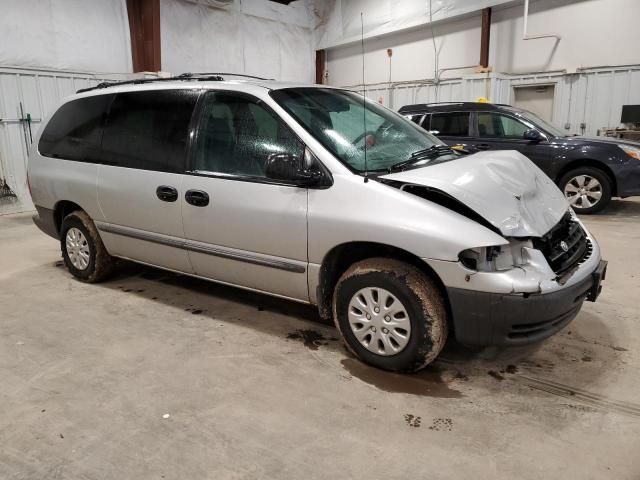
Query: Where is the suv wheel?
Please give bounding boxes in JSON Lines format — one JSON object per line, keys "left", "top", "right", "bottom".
{"left": 333, "top": 258, "right": 447, "bottom": 372}
{"left": 559, "top": 167, "right": 612, "bottom": 214}
{"left": 60, "top": 210, "right": 114, "bottom": 282}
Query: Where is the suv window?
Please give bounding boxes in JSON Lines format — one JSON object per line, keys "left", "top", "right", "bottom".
{"left": 194, "top": 92, "right": 304, "bottom": 177}
{"left": 404, "top": 113, "right": 425, "bottom": 125}
{"left": 100, "top": 90, "right": 198, "bottom": 173}
{"left": 430, "top": 112, "right": 469, "bottom": 136}
{"left": 38, "top": 94, "right": 114, "bottom": 162}
{"left": 477, "top": 112, "right": 528, "bottom": 138}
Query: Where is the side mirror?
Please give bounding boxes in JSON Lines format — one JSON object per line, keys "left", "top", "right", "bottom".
{"left": 523, "top": 129, "right": 543, "bottom": 142}
{"left": 265, "top": 153, "right": 322, "bottom": 186}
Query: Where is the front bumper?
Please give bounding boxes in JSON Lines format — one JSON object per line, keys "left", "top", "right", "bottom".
{"left": 615, "top": 160, "right": 640, "bottom": 197}
{"left": 447, "top": 259, "right": 607, "bottom": 346}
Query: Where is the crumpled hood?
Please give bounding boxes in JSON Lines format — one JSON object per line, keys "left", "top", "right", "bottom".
{"left": 380, "top": 150, "right": 569, "bottom": 237}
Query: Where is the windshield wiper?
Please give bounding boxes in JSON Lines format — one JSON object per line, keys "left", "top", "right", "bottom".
{"left": 387, "top": 145, "right": 454, "bottom": 172}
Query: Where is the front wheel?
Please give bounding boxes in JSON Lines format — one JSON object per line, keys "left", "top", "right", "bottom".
{"left": 333, "top": 258, "right": 448, "bottom": 372}
{"left": 559, "top": 167, "right": 612, "bottom": 214}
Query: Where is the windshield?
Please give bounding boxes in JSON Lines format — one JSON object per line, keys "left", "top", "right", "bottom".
{"left": 511, "top": 108, "right": 568, "bottom": 137}
{"left": 270, "top": 88, "right": 458, "bottom": 173}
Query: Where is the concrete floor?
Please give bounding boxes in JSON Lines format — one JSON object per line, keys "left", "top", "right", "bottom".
{"left": 1, "top": 200, "right": 640, "bottom": 480}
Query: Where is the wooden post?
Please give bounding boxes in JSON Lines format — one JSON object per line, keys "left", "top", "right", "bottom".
{"left": 126, "top": 0, "right": 161, "bottom": 72}
{"left": 480, "top": 7, "right": 492, "bottom": 68}
{"left": 315, "top": 49, "right": 326, "bottom": 84}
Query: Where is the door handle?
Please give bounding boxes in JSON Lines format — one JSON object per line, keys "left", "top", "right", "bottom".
{"left": 185, "top": 189, "right": 210, "bottom": 207}
{"left": 475, "top": 143, "right": 491, "bottom": 151}
{"left": 156, "top": 185, "right": 178, "bottom": 202}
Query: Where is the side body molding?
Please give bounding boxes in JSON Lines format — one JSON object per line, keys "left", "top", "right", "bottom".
{"left": 95, "top": 222, "right": 306, "bottom": 274}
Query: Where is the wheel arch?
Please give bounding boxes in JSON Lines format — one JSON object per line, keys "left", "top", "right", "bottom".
{"left": 555, "top": 159, "right": 618, "bottom": 196}
{"left": 53, "top": 200, "right": 85, "bottom": 234}
{"left": 316, "top": 241, "right": 451, "bottom": 324}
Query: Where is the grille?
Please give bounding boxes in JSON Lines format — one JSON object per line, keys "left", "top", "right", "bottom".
{"left": 533, "top": 212, "right": 589, "bottom": 275}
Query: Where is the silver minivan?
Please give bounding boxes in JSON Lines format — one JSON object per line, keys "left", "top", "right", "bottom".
{"left": 29, "top": 76, "right": 607, "bottom": 372}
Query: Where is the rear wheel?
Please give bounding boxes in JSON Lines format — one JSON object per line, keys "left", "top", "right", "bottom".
{"left": 333, "top": 258, "right": 447, "bottom": 372}
{"left": 559, "top": 167, "right": 612, "bottom": 214}
{"left": 60, "top": 210, "right": 114, "bottom": 283}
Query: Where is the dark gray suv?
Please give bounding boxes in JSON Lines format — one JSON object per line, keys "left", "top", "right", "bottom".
{"left": 399, "top": 102, "right": 640, "bottom": 213}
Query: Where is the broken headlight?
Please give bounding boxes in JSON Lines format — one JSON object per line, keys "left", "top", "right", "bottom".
{"left": 459, "top": 239, "right": 532, "bottom": 272}
{"left": 619, "top": 144, "right": 640, "bottom": 160}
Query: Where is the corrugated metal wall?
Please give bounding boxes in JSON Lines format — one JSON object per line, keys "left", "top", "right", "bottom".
{"left": 0, "top": 66, "right": 140, "bottom": 215}
{"left": 351, "top": 65, "right": 640, "bottom": 137}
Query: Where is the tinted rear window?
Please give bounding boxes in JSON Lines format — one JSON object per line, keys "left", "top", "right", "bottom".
{"left": 430, "top": 112, "right": 470, "bottom": 136}
{"left": 100, "top": 90, "right": 199, "bottom": 173}
{"left": 38, "top": 95, "right": 113, "bottom": 161}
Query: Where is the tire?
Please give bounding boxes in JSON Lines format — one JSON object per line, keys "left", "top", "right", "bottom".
{"left": 333, "top": 258, "right": 447, "bottom": 372}
{"left": 60, "top": 210, "right": 114, "bottom": 283}
{"left": 559, "top": 167, "right": 612, "bottom": 214}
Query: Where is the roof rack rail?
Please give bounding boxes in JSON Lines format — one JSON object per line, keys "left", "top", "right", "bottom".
{"left": 426, "top": 102, "right": 464, "bottom": 106}
{"left": 182, "top": 72, "right": 274, "bottom": 80}
{"left": 75, "top": 72, "right": 274, "bottom": 94}
{"left": 76, "top": 73, "right": 224, "bottom": 94}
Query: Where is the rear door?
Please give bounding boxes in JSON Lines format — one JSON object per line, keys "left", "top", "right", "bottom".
{"left": 96, "top": 89, "right": 199, "bottom": 272}
{"left": 428, "top": 111, "right": 473, "bottom": 148}
{"left": 180, "top": 91, "right": 309, "bottom": 301}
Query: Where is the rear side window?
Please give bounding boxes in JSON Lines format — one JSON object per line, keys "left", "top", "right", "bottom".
{"left": 430, "top": 112, "right": 469, "bottom": 136}
{"left": 101, "top": 90, "right": 199, "bottom": 173}
{"left": 38, "top": 95, "right": 113, "bottom": 162}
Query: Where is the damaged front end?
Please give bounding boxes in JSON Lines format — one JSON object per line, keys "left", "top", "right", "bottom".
{"left": 381, "top": 177, "right": 600, "bottom": 295}
{"left": 458, "top": 211, "right": 592, "bottom": 281}
{"left": 377, "top": 155, "right": 606, "bottom": 346}
{"left": 376, "top": 150, "right": 601, "bottom": 293}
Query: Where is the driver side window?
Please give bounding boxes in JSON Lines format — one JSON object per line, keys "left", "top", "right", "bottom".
{"left": 477, "top": 113, "right": 528, "bottom": 138}
{"left": 194, "top": 92, "right": 304, "bottom": 177}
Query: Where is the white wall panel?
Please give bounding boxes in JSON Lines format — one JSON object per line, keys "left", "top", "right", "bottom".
{"left": 491, "top": 0, "right": 640, "bottom": 74}
{"left": 315, "top": 0, "right": 516, "bottom": 50}
{"left": 326, "top": 12, "right": 481, "bottom": 87}
{"left": 0, "top": 0, "right": 132, "bottom": 73}
{"left": 161, "top": 0, "right": 314, "bottom": 82}
{"left": 325, "top": 0, "right": 640, "bottom": 87}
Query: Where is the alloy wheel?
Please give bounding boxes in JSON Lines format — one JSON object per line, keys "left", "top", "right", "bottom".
{"left": 564, "top": 174, "right": 603, "bottom": 209}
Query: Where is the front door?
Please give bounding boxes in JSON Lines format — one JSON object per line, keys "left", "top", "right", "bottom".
{"left": 96, "top": 89, "right": 199, "bottom": 273}
{"left": 466, "top": 111, "right": 555, "bottom": 169}
{"left": 181, "top": 91, "right": 309, "bottom": 301}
